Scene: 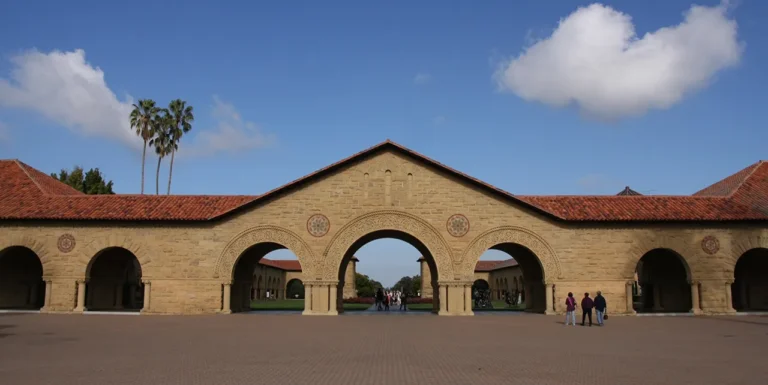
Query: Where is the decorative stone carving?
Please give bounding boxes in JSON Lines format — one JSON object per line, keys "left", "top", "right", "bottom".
{"left": 446, "top": 214, "right": 469, "bottom": 237}
{"left": 307, "top": 214, "right": 330, "bottom": 237}
{"left": 321, "top": 210, "right": 455, "bottom": 280}
{"left": 701, "top": 235, "right": 720, "bottom": 255}
{"left": 57, "top": 234, "right": 76, "bottom": 253}
{"left": 460, "top": 226, "right": 562, "bottom": 280}
{"left": 215, "top": 225, "right": 315, "bottom": 279}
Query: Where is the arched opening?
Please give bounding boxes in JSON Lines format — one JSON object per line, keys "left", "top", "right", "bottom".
{"left": 478, "top": 244, "right": 543, "bottom": 312}
{"left": 286, "top": 279, "right": 305, "bottom": 299}
{"left": 233, "top": 245, "right": 302, "bottom": 312}
{"left": 0, "top": 246, "right": 44, "bottom": 310}
{"left": 86, "top": 247, "right": 143, "bottom": 312}
{"left": 336, "top": 230, "right": 438, "bottom": 314}
{"left": 732, "top": 248, "right": 768, "bottom": 311}
{"left": 634, "top": 249, "right": 692, "bottom": 313}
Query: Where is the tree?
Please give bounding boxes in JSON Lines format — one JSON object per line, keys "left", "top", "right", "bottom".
{"left": 393, "top": 275, "right": 422, "bottom": 295}
{"left": 150, "top": 111, "right": 172, "bottom": 195}
{"left": 51, "top": 167, "right": 114, "bottom": 194}
{"left": 355, "top": 273, "right": 383, "bottom": 298}
{"left": 165, "top": 99, "right": 194, "bottom": 195}
{"left": 130, "top": 99, "right": 159, "bottom": 194}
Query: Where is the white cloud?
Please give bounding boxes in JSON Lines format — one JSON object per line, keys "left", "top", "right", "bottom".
{"left": 413, "top": 73, "right": 431, "bottom": 85}
{"left": 0, "top": 49, "right": 275, "bottom": 157}
{"left": 0, "top": 49, "right": 140, "bottom": 147}
{"left": 180, "top": 96, "right": 274, "bottom": 158}
{"left": 494, "top": 2, "right": 743, "bottom": 120}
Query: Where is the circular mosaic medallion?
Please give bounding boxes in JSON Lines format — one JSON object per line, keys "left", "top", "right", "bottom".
{"left": 446, "top": 214, "right": 470, "bottom": 237}
{"left": 701, "top": 235, "right": 720, "bottom": 255}
{"left": 307, "top": 214, "right": 330, "bottom": 237}
{"left": 57, "top": 233, "right": 76, "bottom": 253}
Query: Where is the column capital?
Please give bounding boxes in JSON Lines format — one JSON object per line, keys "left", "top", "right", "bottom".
{"left": 725, "top": 280, "right": 734, "bottom": 285}
{"left": 626, "top": 280, "right": 635, "bottom": 286}
{"left": 688, "top": 280, "right": 701, "bottom": 285}
{"left": 141, "top": 279, "right": 151, "bottom": 285}
{"left": 76, "top": 279, "right": 88, "bottom": 284}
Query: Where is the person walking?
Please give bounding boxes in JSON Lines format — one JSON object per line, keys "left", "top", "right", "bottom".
{"left": 581, "top": 292, "right": 594, "bottom": 326}
{"left": 376, "top": 288, "right": 384, "bottom": 311}
{"left": 399, "top": 291, "right": 408, "bottom": 311}
{"left": 564, "top": 292, "right": 577, "bottom": 326}
{"left": 594, "top": 291, "right": 607, "bottom": 326}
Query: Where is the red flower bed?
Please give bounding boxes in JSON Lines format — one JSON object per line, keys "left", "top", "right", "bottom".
{"left": 343, "top": 297, "right": 374, "bottom": 304}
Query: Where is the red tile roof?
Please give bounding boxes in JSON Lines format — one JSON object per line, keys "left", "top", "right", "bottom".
{"left": 1, "top": 144, "right": 767, "bottom": 223}
{"left": 474, "top": 259, "right": 520, "bottom": 272}
{"left": 259, "top": 258, "right": 302, "bottom": 271}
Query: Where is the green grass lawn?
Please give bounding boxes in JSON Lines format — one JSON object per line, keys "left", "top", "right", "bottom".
{"left": 406, "top": 303, "right": 434, "bottom": 311}
{"left": 250, "top": 300, "right": 373, "bottom": 311}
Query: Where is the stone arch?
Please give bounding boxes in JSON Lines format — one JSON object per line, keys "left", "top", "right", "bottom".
{"left": 214, "top": 225, "right": 315, "bottom": 281}
{"left": 78, "top": 236, "right": 148, "bottom": 280}
{"left": 0, "top": 235, "right": 52, "bottom": 277}
{"left": 730, "top": 236, "right": 768, "bottom": 280}
{"left": 461, "top": 226, "right": 562, "bottom": 281}
{"left": 321, "top": 210, "right": 454, "bottom": 280}
{"left": 623, "top": 233, "right": 698, "bottom": 281}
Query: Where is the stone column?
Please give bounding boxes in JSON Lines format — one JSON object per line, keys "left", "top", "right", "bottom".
{"left": 439, "top": 284, "right": 447, "bottom": 315}
{"left": 115, "top": 283, "right": 124, "bottom": 310}
{"left": 74, "top": 280, "right": 86, "bottom": 312}
{"left": 544, "top": 282, "right": 555, "bottom": 315}
{"left": 303, "top": 283, "right": 313, "bottom": 315}
{"left": 142, "top": 281, "right": 151, "bottom": 313}
{"left": 43, "top": 280, "right": 52, "bottom": 311}
{"left": 652, "top": 284, "right": 663, "bottom": 311}
{"left": 625, "top": 281, "right": 636, "bottom": 315}
{"left": 329, "top": 284, "right": 338, "bottom": 315}
{"left": 464, "top": 284, "right": 473, "bottom": 315}
{"left": 690, "top": 281, "right": 702, "bottom": 315}
{"left": 725, "top": 281, "right": 736, "bottom": 313}
{"left": 222, "top": 283, "right": 232, "bottom": 313}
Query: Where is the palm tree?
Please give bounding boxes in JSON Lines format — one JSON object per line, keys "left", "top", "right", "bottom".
{"left": 150, "top": 111, "right": 172, "bottom": 195}
{"left": 130, "top": 99, "right": 159, "bottom": 194}
{"left": 166, "top": 99, "right": 194, "bottom": 195}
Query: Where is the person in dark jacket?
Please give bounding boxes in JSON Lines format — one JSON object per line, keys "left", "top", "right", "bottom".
{"left": 593, "top": 291, "right": 607, "bottom": 326}
{"left": 376, "top": 288, "right": 384, "bottom": 311}
{"left": 581, "top": 292, "right": 594, "bottom": 326}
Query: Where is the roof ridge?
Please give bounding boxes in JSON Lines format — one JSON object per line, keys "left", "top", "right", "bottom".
{"left": 13, "top": 160, "right": 46, "bottom": 195}
{"left": 726, "top": 161, "right": 765, "bottom": 198}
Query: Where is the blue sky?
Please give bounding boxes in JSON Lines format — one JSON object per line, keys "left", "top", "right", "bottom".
{"left": 1, "top": 1, "right": 766, "bottom": 286}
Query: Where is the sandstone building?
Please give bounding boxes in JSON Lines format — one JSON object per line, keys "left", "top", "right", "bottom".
{"left": 1, "top": 140, "right": 766, "bottom": 316}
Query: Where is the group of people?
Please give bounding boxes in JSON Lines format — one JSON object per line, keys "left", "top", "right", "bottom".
{"left": 375, "top": 288, "right": 408, "bottom": 311}
{"left": 564, "top": 291, "right": 607, "bottom": 326}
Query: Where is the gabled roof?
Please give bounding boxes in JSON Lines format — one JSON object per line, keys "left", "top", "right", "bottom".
{"left": 474, "top": 259, "right": 520, "bottom": 272}
{"left": 1, "top": 160, "right": 83, "bottom": 197}
{"left": 1, "top": 142, "right": 767, "bottom": 223}
{"left": 259, "top": 258, "right": 302, "bottom": 271}
{"left": 617, "top": 186, "right": 642, "bottom": 196}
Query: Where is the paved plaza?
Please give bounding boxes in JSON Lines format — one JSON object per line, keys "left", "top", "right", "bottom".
{"left": 1, "top": 313, "right": 766, "bottom": 385}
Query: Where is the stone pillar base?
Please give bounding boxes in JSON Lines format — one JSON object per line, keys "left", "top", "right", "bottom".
{"left": 219, "top": 309, "right": 232, "bottom": 315}
{"left": 544, "top": 309, "right": 556, "bottom": 315}
{"left": 303, "top": 310, "right": 337, "bottom": 316}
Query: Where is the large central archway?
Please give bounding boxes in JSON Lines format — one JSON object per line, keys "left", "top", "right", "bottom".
{"left": 334, "top": 230, "right": 441, "bottom": 314}
{"left": 321, "top": 211, "right": 456, "bottom": 315}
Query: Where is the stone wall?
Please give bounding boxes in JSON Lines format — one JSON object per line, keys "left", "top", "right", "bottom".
{"left": 1, "top": 149, "right": 767, "bottom": 316}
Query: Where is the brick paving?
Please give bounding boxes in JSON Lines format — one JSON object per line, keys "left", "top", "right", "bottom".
{"left": 0, "top": 313, "right": 766, "bottom": 385}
